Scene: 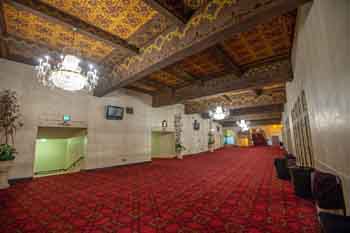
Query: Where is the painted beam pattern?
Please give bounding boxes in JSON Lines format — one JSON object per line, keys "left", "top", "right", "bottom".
{"left": 5, "top": 0, "right": 139, "bottom": 54}
{"left": 95, "top": 0, "right": 310, "bottom": 96}
{"left": 155, "top": 59, "right": 291, "bottom": 108}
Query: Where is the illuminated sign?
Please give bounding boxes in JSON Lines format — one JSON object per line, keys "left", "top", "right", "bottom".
{"left": 63, "top": 115, "right": 71, "bottom": 123}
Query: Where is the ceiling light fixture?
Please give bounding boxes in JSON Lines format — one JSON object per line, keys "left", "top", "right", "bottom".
{"left": 35, "top": 28, "right": 99, "bottom": 92}
{"left": 209, "top": 106, "right": 229, "bottom": 120}
{"left": 236, "top": 120, "right": 250, "bottom": 131}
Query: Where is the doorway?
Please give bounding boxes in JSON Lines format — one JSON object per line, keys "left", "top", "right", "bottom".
{"left": 34, "top": 127, "right": 87, "bottom": 177}
{"left": 151, "top": 131, "right": 175, "bottom": 159}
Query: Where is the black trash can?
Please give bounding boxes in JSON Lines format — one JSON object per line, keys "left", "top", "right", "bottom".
{"left": 290, "top": 166, "right": 314, "bottom": 198}
{"left": 274, "top": 158, "right": 290, "bottom": 180}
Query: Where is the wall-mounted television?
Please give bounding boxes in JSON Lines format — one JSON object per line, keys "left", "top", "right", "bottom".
{"left": 106, "top": 105, "right": 124, "bottom": 120}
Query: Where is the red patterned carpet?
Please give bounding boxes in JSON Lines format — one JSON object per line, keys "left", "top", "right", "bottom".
{"left": 0, "top": 147, "right": 320, "bottom": 233}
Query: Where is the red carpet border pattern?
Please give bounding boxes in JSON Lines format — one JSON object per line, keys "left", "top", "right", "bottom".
{"left": 0, "top": 147, "right": 320, "bottom": 233}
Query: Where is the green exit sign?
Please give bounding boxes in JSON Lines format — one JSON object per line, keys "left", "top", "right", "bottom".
{"left": 63, "top": 115, "right": 71, "bottom": 123}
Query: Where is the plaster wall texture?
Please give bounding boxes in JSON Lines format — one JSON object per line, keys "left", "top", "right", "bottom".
{"left": 284, "top": 1, "right": 350, "bottom": 212}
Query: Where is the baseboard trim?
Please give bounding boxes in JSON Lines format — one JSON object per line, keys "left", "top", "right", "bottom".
{"left": 84, "top": 160, "right": 152, "bottom": 172}
{"left": 152, "top": 156, "right": 177, "bottom": 160}
{"left": 9, "top": 176, "right": 33, "bottom": 185}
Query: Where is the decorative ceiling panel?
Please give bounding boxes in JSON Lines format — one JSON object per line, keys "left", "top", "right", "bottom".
{"left": 4, "top": 3, "right": 114, "bottom": 62}
{"left": 179, "top": 47, "right": 229, "bottom": 79}
{"left": 222, "top": 13, "right": 296, "bottom": 66}
{"left": 41, "top": 0, "right": 157, "bottom": 40}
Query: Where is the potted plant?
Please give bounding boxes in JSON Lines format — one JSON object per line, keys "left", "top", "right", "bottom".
{"left": 208, "top": 133, "right": 215, "bottom": 152}
{"left": 0, "top": 90, "right": 23, "bottom": 189}
{"left": 175, "top": 143, "right": 186, "bottom": 159}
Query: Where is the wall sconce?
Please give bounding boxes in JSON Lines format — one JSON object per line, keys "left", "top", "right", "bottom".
{"left": 162, "top": 120, "right": 168, "bottom": 130}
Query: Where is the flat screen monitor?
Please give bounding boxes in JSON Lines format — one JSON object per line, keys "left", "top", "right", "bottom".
{"left": 106, "top": 105, "right": 124, "bottom": 120}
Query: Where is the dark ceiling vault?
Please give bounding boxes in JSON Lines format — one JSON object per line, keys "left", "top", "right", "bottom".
{"left": 0, "top": 0, "right": 312, "bottom": 125}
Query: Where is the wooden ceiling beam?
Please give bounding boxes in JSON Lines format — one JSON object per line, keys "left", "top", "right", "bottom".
{"left": 0, "top": 0, "right": 9, "bottom": 58}
{"left": 221, "top": 118, "right": 282, "bottom": 127}
{"left": 124, "top": 86, "right": 155, "bottom": 96}
{"left": 0, "top": 34, "right": 100, "bottom": 64}
{"left": 154, "top": 59, "right": 292, "bottom": 107}
{"left": 143, "top": 0, "right": 186, "bottom": 27}
{"left": 167, "top": 66, "right": 197, "bottom": 83}
{"left": 241, "top": 54, "right": 290, "bottom": 71}
{"left": 5, "top": 0, "right": 139, "bottom": 54}
{"left": 0, "top": 38, "right": 6, "bottom": 58}
{"left": 141, "top": 78, "right": 173, "bottom": 91}
{"left": 95, "top": 0, "right": 311, "bottom": 96}
{"left": 220, "top": 112, "right": 282, "bottom": 122}
{"left": 229, "top": 104, "right": 284, "bottom": 116}
{"left": 4, "top": 53, "right": 36, "bottom": 65}
{"left": 184, "top": 92, "right": 286, "bottom": 114}
{"left": 223, "top": 94, "right": 232, "bottom": 102}
{"left": 214, "top": 44, "right": 242, "bottom": 77}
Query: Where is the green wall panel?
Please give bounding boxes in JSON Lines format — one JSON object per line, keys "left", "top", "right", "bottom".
{"left": 34, "top": 136, "right": 87, "bottom": 173}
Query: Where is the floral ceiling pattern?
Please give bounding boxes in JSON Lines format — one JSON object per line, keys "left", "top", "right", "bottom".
{"left": 4, "top": 3, "right": 114, "bottom": 62}
{"left": 41, "top": 0, "right": 157, "bottom": 40}
{"left": 222, "top": 14, "right": 295, "bottom": 66}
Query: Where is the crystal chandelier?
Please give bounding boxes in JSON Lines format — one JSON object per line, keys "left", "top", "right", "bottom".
{"left": 35, "top": 29, "right": 99, "bottom": 92}
{"left": 236, "top": 120, "right": 250, "bottom": 131}
{"left": 209, "top": 106, "right": 229, "bottom": 120}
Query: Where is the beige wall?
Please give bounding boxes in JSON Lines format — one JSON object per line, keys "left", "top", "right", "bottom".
{"left": 150, "top": 104, "right": 224, "bottom": 155}
{"left": 0, "top": 59, "right": 223, "bottom": 179}
{"left": 0, "top": 59, "right": 155, "bottom": 179}
{"left": 284, "top": 0, "right": 350, "bottom": 212}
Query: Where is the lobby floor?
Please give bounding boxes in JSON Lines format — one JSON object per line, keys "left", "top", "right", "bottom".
{"left": 0, "top": 147, "right": 320, "bottom": 233}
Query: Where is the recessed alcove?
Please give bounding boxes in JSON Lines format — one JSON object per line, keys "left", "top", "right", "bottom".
{"left": 34, "top": 127, "right": 87, "bottom": 176}
{"left": 151, "top": 130, "right": 176, "bottom": 159}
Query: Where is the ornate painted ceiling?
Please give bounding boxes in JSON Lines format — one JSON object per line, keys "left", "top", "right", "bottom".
{"left": 128, "top": 12, "right": 296, "bottom": 94}
{"left": 0, "top": 0, "right": 307, "bottom": 123}
{"left": 1, "top": 0, "right": 174, "bottom": 66}
{"left": 41, "top": 0, "right": 157, "bottom": 40}
{"left": 4, "top": 3, "right": 114, "bottom": 62}
{"left": 222, "top": 13, "right": 295, "bottom": 67}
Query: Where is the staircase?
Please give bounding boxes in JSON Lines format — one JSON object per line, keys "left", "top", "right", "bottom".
{"left": 35, "top": 157, "right": 84, "bottom": 177}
